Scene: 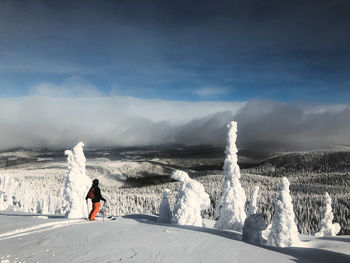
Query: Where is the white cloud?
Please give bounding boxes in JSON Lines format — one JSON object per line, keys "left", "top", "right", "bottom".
{"left": 0, "top": 78, "right": 244, "bottom": 150}
{"left": 193, "top": 87, "right": 229, "bottom": 97}
{"left": 0, "top": 96, "right": 243, "bottom": 149}
{"left": 1, "top": 78, "right": 349, "bottom": 151}
{"left": 30, "top": 76, "right": 104, "bottom": 97}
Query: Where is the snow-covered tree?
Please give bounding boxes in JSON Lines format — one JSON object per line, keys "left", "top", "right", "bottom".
{"left": 247, "top": 186, "right": 260, "bottom": 216}
{"left": 242, "top": 214, "right": 267, "bottom": 245}
{"left": 268, "top": 177, "right": 300, "bottom": 247}
{"left": 62, "top": 142, "right": 91, "bottom": 218}
{"left": 315, "top": 192, "right": 341, "bottom": 237}
{"left": 0, "top": 175, "right": 12, "bottom": 211}
{"left": 158, "top": 189, "right": 172, "bottom": 223}
{"left": 172, "top": 170, "right": 210, "bottom": 227}
{"left": 214, "top": 121, "right": 246, "bottom": 231}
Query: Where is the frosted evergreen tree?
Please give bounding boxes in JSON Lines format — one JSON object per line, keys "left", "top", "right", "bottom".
{"left": 0, "top": 175, "right": 13, "bottom": 211}
{"left": 268, "top": 177, "right": 300, "bottom": 247}
{"left": 315, "top": 192, "right": 341, "bottom": 237}
{"left": 158, "top": 189, "right": 172, "bottom": 223}
{"left": 247, "top": 186, "right": 260, "bottom": 216}
{"left": 214, "top": 121, "right": 246, "bottom": 231}
{"left": 172, "top": 170, "right": 210, "bottom": 227}
{"left": 62, "top": 142, "right": 91, "bottom": 218}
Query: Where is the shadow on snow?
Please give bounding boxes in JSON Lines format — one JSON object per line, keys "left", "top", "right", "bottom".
{"left": 122, "top": 214, "right": 350, "bottom": 263}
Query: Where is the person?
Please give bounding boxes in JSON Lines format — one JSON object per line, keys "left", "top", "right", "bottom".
{"left": 85, "top": 179, "right": 106, "bottom": 221}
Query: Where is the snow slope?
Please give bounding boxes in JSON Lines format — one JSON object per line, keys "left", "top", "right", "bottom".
{"left": 0, "top": 212, "right": 349, "bottom": 263}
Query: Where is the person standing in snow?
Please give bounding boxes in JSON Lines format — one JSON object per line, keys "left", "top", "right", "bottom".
{"left": 85, "top": 179, "right": 106, "bottom": 221}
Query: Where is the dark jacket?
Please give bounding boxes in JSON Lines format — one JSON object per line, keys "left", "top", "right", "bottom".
{"left": 86, "top": 186, "right": 106, "bottom": 203}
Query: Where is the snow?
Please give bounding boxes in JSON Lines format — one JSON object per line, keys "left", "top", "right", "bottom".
{"left": 171, "top": 170, "right": 210, "bottom": 227}
{"left": 268, "top": 177, "right": 300, "bottom": 247}
{"left": 247, "top": 186, "right": 260, "bottom": 216}
{"left": 37, "top": 157, "right": 54, "bottom": 162}
{"left": 215, "top": 121, "right": 246, "bottom": 231}
{"left": 0, "top": 173, "right": 63, "bottom": 213}
{"left": 0, "top": 160, "right": 161, "bottom": 217}
{"left": 0, "top": 151, "right": 39, "bottom": 158}
{"left": 0, "top": 212, "right": 349, "bottom": 263}
{"left": 242, "top": 214, "right": 267, "bottom": 245}
{"left": 0, "top": 135, "right": 349, "bottom": 261}
{"left": 315, "top": 192, "right": 341, "bottom": 237}
{"left": 158, "top": 189, "right": 172, "bottom": 224}
{"left": 62, "top": 142, "right": 91, "bottom": 219}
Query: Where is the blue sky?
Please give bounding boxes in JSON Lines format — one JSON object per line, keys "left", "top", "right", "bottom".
{"left": 1, "top": 0, "right": 350, "bottom": 102}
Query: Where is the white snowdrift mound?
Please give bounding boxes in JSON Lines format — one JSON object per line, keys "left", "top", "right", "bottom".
{"left": 0, "top": 213, "right": 349, "bottom": 263}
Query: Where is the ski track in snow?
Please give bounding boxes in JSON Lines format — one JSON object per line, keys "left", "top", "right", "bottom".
{"left": 0, "top": 214, "right": 350, "bottom": 263}
{"left": 0, "top": 219, "right": 87, "bottom": 241}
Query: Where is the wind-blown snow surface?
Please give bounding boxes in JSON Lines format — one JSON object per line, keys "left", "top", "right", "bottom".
{"left": 0, "top": 212, "right": 349, "bottom": 263}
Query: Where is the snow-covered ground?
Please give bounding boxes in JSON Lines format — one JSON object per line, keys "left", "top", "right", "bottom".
{"left": 0, "top": 212, "right": 349, "bottom": 263}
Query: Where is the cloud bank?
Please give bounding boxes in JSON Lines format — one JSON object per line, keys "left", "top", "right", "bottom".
{"left": 0, "top": 80, "right": 349, "bottom": 151}
{"left": 0, "top": 94, "right": 242, "bottom": 150}
{"left": 1, "top": 92, "right": 350, "bottom": 151}
{"left": 235, "top": 101, "right": 350, "bottom": 150}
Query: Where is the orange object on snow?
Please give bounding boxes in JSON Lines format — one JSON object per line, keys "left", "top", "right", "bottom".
{"left": 89, "top": 202, "right": 100, "bottom": 220}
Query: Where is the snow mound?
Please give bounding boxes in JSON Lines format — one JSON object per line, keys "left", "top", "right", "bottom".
{"left": 172, "top": 170, "right": 210, "bottom": 227}
{"left": 315, "top": 192, "right": 341, "bottom": 237}
{"left": 62, "top": 142, "right": 91, "bottom": 219}
{"left": 242, "top": 214, "right": 267, "bottom": 245}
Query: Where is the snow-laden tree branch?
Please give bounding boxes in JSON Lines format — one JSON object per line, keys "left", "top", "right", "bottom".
{"left": 172, "top": 170, "right": 210, "bottom": 227}
{"left": 214, "top": 121, "right": 246, "bottom": 231}
{"left": 247, "top": 186, "right": 260, "bottom": 216}
{"left": 62, "top": 142, "right": 91, "bottom": 218}
{"left": 315, "top": 191, "right": 341, "bottom": 237}
{"left": 268, "top": 177, "right": 300, "bottom": 247}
